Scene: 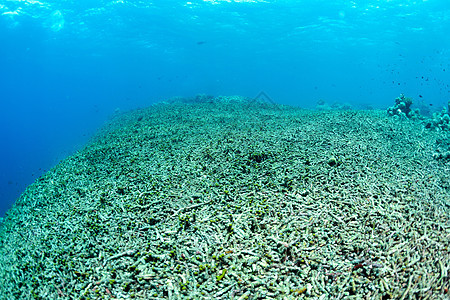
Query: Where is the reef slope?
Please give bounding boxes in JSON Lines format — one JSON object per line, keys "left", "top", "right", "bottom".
{"left": 0, "top": 96, "right": 449, "bottom": 299}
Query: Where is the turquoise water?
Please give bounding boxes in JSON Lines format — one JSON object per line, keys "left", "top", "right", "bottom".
{"left": 0, "top": 0, "right": 449, "bottom": 216}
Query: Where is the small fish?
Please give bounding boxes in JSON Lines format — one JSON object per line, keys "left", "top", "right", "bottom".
{"left": 419, "top": 95, "right": 423, "bottom": 98}
{"left": 197, "top": 41, "right": 206, "bottom": 45}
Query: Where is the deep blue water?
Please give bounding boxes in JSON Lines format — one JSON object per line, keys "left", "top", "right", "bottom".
{"left": 0, "top": 0, "right": 449, "bottom": 217}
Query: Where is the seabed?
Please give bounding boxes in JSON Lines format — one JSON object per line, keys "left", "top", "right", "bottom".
{"left": 0, "top": 96, "right": 449, "bottom": 299}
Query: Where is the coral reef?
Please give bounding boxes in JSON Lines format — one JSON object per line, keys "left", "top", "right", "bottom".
{"left": 387, "top": 94, "right": 421, "bottom": 120}
{"left": 387, "top": 94, "right": 450, "bottom": 132}
{"left": 1, "top": 98, "right": 449, "bottom": 299}
{"left": 424, "top": 106, "right": 450, "bottom": 131}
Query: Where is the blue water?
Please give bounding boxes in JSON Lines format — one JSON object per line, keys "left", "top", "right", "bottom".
{"left": 0, "top": 0, "right": 449, "bottom": 217}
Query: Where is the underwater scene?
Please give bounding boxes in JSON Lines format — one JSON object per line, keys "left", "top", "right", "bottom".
{"left": 0, "top": 1, "right": 449, "bottom": 299}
